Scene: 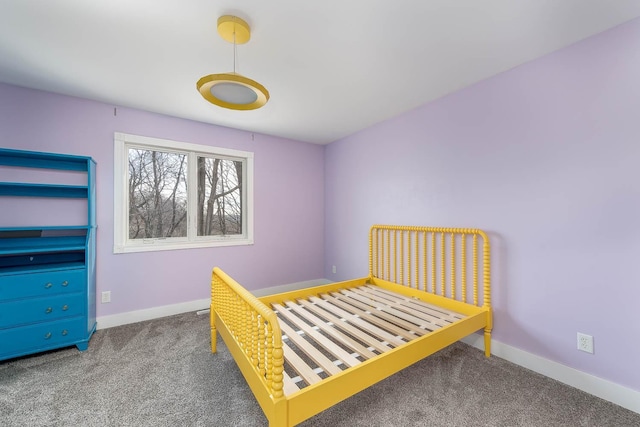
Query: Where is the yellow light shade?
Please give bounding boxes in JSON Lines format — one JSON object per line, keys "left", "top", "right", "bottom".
{"left": 197, "top": 73, "right": 269, "bottom": 111}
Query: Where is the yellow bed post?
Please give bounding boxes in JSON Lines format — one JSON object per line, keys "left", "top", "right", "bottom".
{"left": 478, "top": 229, "right": 492, "bottom": 357}
{"left": 210, "top": 270, "right": 217, "bottom": 353}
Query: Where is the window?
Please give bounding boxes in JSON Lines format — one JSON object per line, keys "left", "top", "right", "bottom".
{"left": 114, "top": 133, "right": 253, "bottom": 253}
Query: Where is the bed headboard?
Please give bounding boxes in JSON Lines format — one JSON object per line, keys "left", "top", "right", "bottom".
{"left": 369, "top": 225, "right": 491, "bottom": 309}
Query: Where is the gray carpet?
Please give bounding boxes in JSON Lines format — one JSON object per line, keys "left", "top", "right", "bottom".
{"left": 1, "top": 312, "right": 639, "bottom": 427}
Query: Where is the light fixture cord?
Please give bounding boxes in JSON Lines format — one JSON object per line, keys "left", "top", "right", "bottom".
{"left": 233, "top": 25, "right": 237, "bottom": 74}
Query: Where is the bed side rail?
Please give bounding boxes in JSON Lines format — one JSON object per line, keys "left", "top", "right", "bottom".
{"left": 369, "top": 225, "right": 491, "bottom": 310}
{"left": 211, "top": 267, "right": 285, "bottom": 399}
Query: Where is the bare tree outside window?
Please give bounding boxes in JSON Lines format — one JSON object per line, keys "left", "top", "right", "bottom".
{"left": 197, "top": 157, "right": 242, "bottom": 236}
{"left": 128, "top": 149, "right": 187, "bottom": 239}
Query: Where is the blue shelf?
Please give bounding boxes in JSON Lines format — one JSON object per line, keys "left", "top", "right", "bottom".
{"left": 0, "top": 182, "right": 88, "bottom": 198}
{"left": 0, "top": 226, "right": 89, "bottom": 232}
{"left": 0, "top": 235, "right": 87, "bottom": 256}
{"left": 0, "top": 148, "right": 91, "bottom": 171}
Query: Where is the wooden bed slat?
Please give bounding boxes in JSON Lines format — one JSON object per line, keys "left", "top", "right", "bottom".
{"left": 282, "top": 371, "right": 300, "bottom": 395}
{"left": 298, "top": 299, "right": 392, "bottom": 353}
{"left": 345, "top": 288, "right": 446, "bottom": 330}
{"left": 395, "top": 298, "right": 463, "bottom": 324}
{"left": 275, "top": 302, "right": 360, "bottom": 370}
{"left": 330, "top": 291, "right": 428, "bottom": 336}
{"left": 275, "top": 307, "right": 343, "bottom": 376}
{"left": 365, "top": 285, "right": 464, "bottom": 321}
{"left": 282, "top": 301, "right": 363, "bottom": 367}
{"left": 355, "top": 286, "right": 462, "bottom": 325}
{"left": 288, "top": 300, "right": 377, "bottom": 360}
{"left": 282, "top": 341, "right": 322, "bottom": 386}
{"left": 314, "top": 295, "right": 406, "bottom": 347}
{"left": 326, "top": 293, "right": 419, "bottom": 341}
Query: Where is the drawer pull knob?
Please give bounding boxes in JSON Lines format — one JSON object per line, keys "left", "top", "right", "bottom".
{"left": 61, "top": 330, "right": 68, "bottom": 336}
{"left": 45, "top": 307, "right": 53, "bottom": 314}
{"left": 44, "top": 332, "right": 52, "bottom": 339}
{"left": 62, "top": 281, "right": 69, "bottom": 287}
{"left": 45, "top": 283, "right": 53, "bottom": 289}
{"left": 62, "top": 305, "right": 68, "bottom": 311}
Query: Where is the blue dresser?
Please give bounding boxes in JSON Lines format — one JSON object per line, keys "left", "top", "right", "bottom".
{"left": 0, "top": 149, "right": 96, "bottom": 360}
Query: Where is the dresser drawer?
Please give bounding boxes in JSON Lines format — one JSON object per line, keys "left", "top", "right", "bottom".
{"left": 0, "top": 268, "right": 85, "bottom": 301}
{"left": 0, "top": 293, "right": 84, "bottom": 329}
{"left": 0, "top": 317, "right": 85, "bottom": 359}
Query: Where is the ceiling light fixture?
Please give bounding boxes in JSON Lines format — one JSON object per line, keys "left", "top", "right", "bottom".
{"left": 197, "top": 15, "right": 269, "bottom": 110}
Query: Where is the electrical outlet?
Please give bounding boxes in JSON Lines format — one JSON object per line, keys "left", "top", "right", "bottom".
{"left": 101, "top": 291, "right": 111, "bottom": 304}
{"left": 332, "top": 265, "right": 337, "bottom": 274}
{"left": 577, "top": 332, "right": 594, "bottom": 354}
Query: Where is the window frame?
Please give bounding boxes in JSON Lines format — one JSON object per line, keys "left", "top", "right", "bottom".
{"left": 113, "top": 132, "right": 254, "bottom": 253}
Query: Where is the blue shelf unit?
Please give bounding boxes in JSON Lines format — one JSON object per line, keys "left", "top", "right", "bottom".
{"left": 0, "top": 148, "right": 96, "bottom": 361}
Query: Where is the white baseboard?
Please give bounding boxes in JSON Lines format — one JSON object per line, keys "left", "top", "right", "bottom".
{"left": 95, "top": 278, "right": 331, "bottom": 330}
{"left": 96, "top": 298, "right": 210, "bottom": 329}
{"left": 461, "top": 334, "right": 640, "bottom": 415}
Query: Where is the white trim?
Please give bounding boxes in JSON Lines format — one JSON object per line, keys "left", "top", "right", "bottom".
{"left": 461, "top": 334, "right": 640, "bottom": 414}
{"left": 114, "top": 132, "right": 252, "bottom": 158}
{"left": 113, "top": 236, "right": 254, "bottom": 254}
{"left": 96, "top": 298, "right": 210, "bottom": 329}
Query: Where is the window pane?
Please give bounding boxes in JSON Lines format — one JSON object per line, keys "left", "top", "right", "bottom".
{"left": 128, "top": 148, "right": 188, "bottom": 239}
{"left": 197, "top": 157, "right": 243, "bottom": 236}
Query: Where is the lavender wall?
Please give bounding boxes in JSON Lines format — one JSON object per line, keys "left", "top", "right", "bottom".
{"left": 325, "top": 19, "right": 640, "bottom": 392}
{"left": 0, "top": 83, "right": 325, "bottom": 316}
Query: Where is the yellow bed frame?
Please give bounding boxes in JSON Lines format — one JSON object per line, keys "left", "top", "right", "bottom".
{"left": 210, "top": 225, "right": 492, "bottom": 426}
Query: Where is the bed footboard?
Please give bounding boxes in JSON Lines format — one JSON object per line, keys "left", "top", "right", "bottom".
{"left": 210, "top": 268, "right": 285, "bottom": 407}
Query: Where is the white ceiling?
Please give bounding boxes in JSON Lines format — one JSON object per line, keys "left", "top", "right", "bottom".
{"left": 1, "top": 1, "right": 639, "bottom": 145}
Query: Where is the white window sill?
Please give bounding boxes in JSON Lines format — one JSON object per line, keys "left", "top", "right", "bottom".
{"left": 113, "top": 238, "right": 254, "bottom": 254}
